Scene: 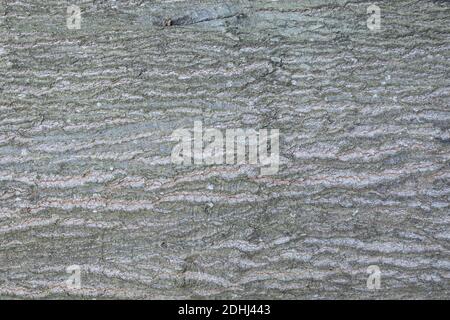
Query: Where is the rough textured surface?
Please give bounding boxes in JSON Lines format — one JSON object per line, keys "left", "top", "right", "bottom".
{"left": 0, "top": 0, "right": 449, "bottom": 299}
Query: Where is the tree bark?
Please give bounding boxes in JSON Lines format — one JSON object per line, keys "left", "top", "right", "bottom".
{"left": 0, "top": 0, "right": 449, "bottom": 299}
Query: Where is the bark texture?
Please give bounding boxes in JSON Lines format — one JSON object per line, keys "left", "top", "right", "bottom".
{"left": 0, "top": 0, "right": 449, "bottom": 299}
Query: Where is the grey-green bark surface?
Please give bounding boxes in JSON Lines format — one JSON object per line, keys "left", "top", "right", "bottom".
{"left": 0, "top": 0, "right": 449, "bottom": 299}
